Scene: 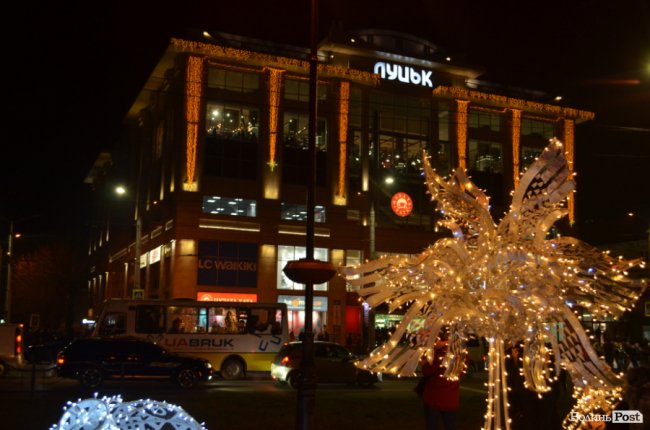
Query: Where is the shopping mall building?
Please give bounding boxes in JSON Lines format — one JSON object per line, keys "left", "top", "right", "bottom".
{"left": 85, "top": 27, "right": 594, "bottom": 349}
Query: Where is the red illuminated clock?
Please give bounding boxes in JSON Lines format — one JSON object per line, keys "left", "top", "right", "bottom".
{"left": 390, "top": 192, "right": 413, "bottom": 217}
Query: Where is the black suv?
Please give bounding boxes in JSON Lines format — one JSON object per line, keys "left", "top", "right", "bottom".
{"left": 271, "top": 341, "right": 380, "bottom": 388}
{"left": 56, "top": 337, "right": 213, "bottom": 389}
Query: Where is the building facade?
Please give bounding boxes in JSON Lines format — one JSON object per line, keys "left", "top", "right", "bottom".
{"left": 85, "top": 28, "right": 594, "bottom": 349}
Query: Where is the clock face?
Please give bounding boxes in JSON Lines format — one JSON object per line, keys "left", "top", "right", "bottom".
{"left": 391, "top": 192, "right": 413, "bottom": 217}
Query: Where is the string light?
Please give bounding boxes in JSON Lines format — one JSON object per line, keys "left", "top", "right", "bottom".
{"left": 342, "top": 138, "right": 646, "bottom": 429}
{"left": 337, "top": 81, "right": 350, "bottom": 202}
{"left": 266, "top": 67, "right": 284, "bottom": 172}
{"left": 456, "top": 100, "right": 469, "bottom": 170}
{"left": 184, "top": 55, "right": 203, "bottom": 191}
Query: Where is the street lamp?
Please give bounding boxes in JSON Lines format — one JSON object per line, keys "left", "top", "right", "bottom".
{"left": 1, "top": 221, "right": 14, "bottom": 322}
{"left": 281, "top": 1, "right": 336, "bottom": 429}
{"left": 115, "top": 185, "right": 142, "bottom": 294}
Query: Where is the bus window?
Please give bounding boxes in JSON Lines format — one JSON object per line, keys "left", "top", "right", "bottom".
{"left": 135, "top": 305, "right": 165, "bottom": 334}
{"left": 208, "top": 307, "right": 238, "bottom": 333}
{"left": 250, "top": 306, "right": 282, "bottom": 334}
{"left": 167, "top": 306, "right": 202, "bottom": 333}
{"left": 98, "top": 312, "right": 126, "bottom": 336}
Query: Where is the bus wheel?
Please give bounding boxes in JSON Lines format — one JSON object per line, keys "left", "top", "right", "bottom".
{"left": 221, "top": 358, "right": 244, "bottom": 380}
{"left": 0, "top": 361, "right": 6, "bottom": 377}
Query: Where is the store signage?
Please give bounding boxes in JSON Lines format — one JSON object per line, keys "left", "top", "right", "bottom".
{"left": 391, "top": 192, "right": 414, "bottom": 217}
{"left": 149, "top": 246, "right": 161, "bottom": 264}
{"left": 278, "top": 295, "right": 328, "bottom": 312}
{"left": 196, "top": 292, "right": 258, "bottom": 302}
{"left": 197, "top": 241, "right": 258, "bottom": 287}
{"left": 373, "top": 61, "right": 434, "bottom": 87}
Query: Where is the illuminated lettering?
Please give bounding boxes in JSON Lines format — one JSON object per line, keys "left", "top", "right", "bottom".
{"left": 163, "top": 337, "right": 235, "bottom": 348}
{"left": 373, "top": 62, "right": 434, "bottom": 88}
{"left": 198, "top": 259, "right": 212, "bottom": 269}
{"left": 215, "top": 261, "right": 257, "bottom": 271}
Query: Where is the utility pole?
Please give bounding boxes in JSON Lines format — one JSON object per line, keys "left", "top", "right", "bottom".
{"left": 3, "top": 221, "right": 13, "bottom": 322}
{"left": 282, "top": 1, "right": 335, "bottom": 428}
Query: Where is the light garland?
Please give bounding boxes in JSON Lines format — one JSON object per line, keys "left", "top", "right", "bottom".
{"left": 266, "top": 67, "right": 284, "bottom": 172}
{"left": 338, "top": 81, "right": 350, "bottom": 201}
{"left": 433, "top": 86, "right": 594, "bottom": 121}
{"left": 342, "top": 138, "right": 646, "bottom": 429}
{"left": 510, "top": 109, "right": 521, "bottom": 190}
{"left": 456, "top": 100, "right": 469, "bottom": 170}
{"left": 50, "top": 394, "right": 206, "bottom": 430}
{"left": 184, "top": 55, "right": 203, "bottom": 192}
{"left": 172, "top": 38, "right": 379, "bottom": 85}
{"left": 563, "top": 119, "right": 576, "bottom": 224}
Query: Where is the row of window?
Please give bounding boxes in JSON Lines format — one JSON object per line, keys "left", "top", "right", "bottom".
{"left": 101, "top": 304, "right": 284, "bottom": 336}
{"left": 202, "top": 197, "right": 326, "bottom": 222}
{"left": 202, "top": 101, "right": 551, "bottom": 182}
{"left": 205, "top": 67, "right": 555, "bottom": 139}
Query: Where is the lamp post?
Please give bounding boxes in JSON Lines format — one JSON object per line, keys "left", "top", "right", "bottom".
{"left": 115, "top": 185, "right": 142, "bottom": 295}
{"left": 2, "top": 221, "right": 14, "bottom": 322}
{"left": 281, "top": 1, "right": 335, "bottom": 429}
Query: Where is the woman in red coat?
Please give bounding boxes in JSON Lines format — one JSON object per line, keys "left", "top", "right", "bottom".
{"left": 420, "top": 338, "right": 461, "bottom": 430}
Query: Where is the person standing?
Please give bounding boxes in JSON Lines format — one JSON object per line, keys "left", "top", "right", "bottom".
{"left": 420, "top": 335, "right": 461, "bottom": 430}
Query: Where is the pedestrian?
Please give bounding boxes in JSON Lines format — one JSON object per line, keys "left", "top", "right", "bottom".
{"left": 420, "top": 331, "right": 461, "bottom": 430}
{"left": 506, "top": 342, "right": 564, "bottom": 430}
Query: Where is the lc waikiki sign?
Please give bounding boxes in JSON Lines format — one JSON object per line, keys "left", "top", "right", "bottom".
{"left": 373, "top": 62, "right": 435, "bottom": 87}
{"left": 197, "top": 241, "right": 258, "bottom": 287}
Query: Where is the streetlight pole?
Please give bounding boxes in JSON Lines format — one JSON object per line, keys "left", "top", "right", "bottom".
{"left": 115, "top": 185, "right": 142, "bottom": 296}
{"left": 134, "top": 215, "right": 141, "bottom": 292}
{"left": 299, "top": 1, "right": 318, "bottom": 427}
{"left": 3, "top": 221, "right": 13, "bottom": 322}
{"left": 282, "top": 1, "right": 335, "bottom": 428}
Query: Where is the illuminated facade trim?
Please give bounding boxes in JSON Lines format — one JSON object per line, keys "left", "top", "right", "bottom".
{"left": 510, "top": 109, "right": 522, "bottom": 189}
{"left": 433, "top": 86, "right": 594, "bottom": 121}
{"left": 172, "top": 38, "right": 379, "bottom": 85}
{"left": 455, "top": 100, "right": 469, "bottom": 170}
{"left": 184, "top": 55, "right": 203, "bottom": 192}
{"left": 337, "top": 81, "right": 350, "bottom": 204}
{"left": 563, "top": 118, "right": 576, "bottom": 224}
{"left": 266, "top": 68, "right": 284, "bottom": 172}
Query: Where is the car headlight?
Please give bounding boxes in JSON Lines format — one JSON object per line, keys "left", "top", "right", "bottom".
{"left": 205, "top": 362, "right": 212, "bottom": 369}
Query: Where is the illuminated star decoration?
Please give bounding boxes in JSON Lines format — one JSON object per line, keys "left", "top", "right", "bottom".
{"left": 341, "top": 138, "right": 646, "bottom": 430}
{"left": 50, "top": 394, "right": 206, "bottom": 430}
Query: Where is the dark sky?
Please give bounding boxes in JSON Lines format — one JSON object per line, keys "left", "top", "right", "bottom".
{"left": 3, "top": 0, "right": 649, "bottom": 242}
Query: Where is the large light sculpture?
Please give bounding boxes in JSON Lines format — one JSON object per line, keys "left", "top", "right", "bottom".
{"left": 342, "top": 138, "right": 646, "bottom": 429}
{"left": 51, "top": 395, "right": 205, "bottom": 430}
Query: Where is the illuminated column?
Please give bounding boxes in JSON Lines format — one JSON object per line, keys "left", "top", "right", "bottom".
{"left": 264, "top": 68, "right": 284, "bottom": 199}
{"left": 184, "top": 55, "right": 203, "bottom": 192}
{"left": 563, "top": 118, "right": 576, "bottom": 224}
{"left": 455, "top": 100, "right": 469, "bottom": 170}
{"left": 335, "top": 81, "right": 350, "bottom": 205}
{"left": 266, "top": 68, "right": 284, "bottom": 172}
{"left": 510, "top": 109, "right": 522, "bottom": 189}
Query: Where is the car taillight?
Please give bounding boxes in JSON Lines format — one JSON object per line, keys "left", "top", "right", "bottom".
{"left": 56, "top": 355, "right": 65, "bottom": 366}
{"left": 15, "top": 326, "right": 23, "bottom": 355}
{"left": 280, "top": 355, "right": 291, "bottom": 366}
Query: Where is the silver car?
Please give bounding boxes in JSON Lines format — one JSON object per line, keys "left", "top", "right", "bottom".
{"left": 271, "top": 341, "right": 380, "bottom": 388}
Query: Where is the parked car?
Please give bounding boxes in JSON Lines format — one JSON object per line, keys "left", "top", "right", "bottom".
{"left": 25, "top": 339, "right": 70, "bottom": 365}
{"left": 56, "top": 337, "right": 213, "bottom": 389}
{"left": 271, "top": 341, "right": 380, "bottom": 388}
{"left": 0, "top": 323, "right": 24, "bottom": 377}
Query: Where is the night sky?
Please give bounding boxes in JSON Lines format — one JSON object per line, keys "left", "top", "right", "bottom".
{"left": 3, "top": 0, "right": 649, "bottom": 244}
